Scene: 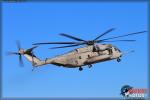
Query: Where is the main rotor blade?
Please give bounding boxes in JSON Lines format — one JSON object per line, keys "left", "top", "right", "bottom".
{"left": 102, "top": 40, "right": 136, "bottom": 42}
{"left": 99, "top": 31, "right": 147, "bottom": 42}
{"left": 33, "top": 42, "right": 80, "bottom": 45}
{"left": 94, "top": 28, "right": 115, "bottom": 41}
{"left": 49, "top": 44, "right": 84, "bottom": 49}
{"left": 60, "top": 33, "right": 86, "bottom": 42}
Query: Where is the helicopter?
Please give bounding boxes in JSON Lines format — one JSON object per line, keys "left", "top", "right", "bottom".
{"left": 7, "top": 28, "right": 146, "bottom": 71}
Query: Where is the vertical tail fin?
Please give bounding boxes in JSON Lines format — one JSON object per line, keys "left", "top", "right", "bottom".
{"left": 22, "top": 46, "right": 45, "bottom": 67}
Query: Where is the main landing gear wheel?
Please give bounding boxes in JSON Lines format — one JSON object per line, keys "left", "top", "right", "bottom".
{"left": 79, "top": 67, "right": 83, "bottom": 71}
{"left": 117, "top": 58, "right": 121, "bottom": 62}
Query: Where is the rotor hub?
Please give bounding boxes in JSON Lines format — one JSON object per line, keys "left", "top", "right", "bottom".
{"left": 19, "top": 49, "right": 25, "bottom": 54}
{"left": 87, "top": 40, "right": 95, "bottom": 45}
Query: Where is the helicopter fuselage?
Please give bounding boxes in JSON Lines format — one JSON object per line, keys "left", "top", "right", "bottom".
{"left": 48, "top": 44, "right": 122, "bottom": 68}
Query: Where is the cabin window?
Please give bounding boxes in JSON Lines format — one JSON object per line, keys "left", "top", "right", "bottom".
{"left": 75, "top": 49, "right": 78, "bottom": 52}
{"left": 108, "top": 48, "right": 113, "bottom": 54}
{"left": 114, "top": 48, "right": 118, "bottom": 51}
{"left": 96, "top": 45, "right": 100, "bottom": 51}
{"left": 79, "top": 56, "right": 82, "bottom": 59}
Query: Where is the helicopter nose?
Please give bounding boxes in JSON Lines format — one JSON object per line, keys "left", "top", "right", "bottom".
{"left": 116, "top": 49, "right": 122, "bottom": 57}
{"left": 119, "top": 52, "right": 122, "bottom": 57}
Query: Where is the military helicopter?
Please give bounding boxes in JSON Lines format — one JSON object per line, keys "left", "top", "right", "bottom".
{"left": 7, "top": 28, "right": 146, "bottom": 71}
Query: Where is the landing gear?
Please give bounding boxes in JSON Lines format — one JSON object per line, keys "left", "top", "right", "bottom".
{"left": 88, "top": 64, "right": 92, "bottom": 68}
{"left": 79, "top": 67, "right": 83, "bottom": 71}
{"left": 117, "top": 58, "right": 121, "bottom": 62}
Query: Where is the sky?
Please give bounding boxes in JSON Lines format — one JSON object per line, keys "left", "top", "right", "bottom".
{"left": 2, "top": 2, "right": 148, "bottom": 98}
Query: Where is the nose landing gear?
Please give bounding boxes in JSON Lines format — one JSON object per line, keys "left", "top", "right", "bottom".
{"left": 117, "top": 57, "right": 121, "bottom": 62}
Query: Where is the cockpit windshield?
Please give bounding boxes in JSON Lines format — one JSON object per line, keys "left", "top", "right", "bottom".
{"left": 114, "top": 46, "right": 121, "bottom": 52}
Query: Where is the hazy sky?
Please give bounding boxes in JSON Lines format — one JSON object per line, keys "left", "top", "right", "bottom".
{"left": 2, "top": 2, "right": 148, "bottom": 98}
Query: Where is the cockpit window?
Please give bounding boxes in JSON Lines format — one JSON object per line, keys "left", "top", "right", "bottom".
{"left": 118, "top": 49, "right": 121, "bottom": 52}
{"left": 114, "top": 46, "right": 121, "bottom": 52}
{"left": 79, "top": 56, "right": 82, "bottom": 59}
{"left": 114, "top": 48, "right": 118, "bottom": 51}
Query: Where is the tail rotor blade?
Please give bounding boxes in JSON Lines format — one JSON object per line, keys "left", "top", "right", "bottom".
{"left": 8, "top": 41, "right": 24, "bottom": 67}
{"left": 16, "top": 40, "right": 21, "bottom": 51}
{"left": 6, "top": 51, "right": 19, "bottom": 55}
{"left": 19, "top": 55, "right": 24, "bottom": 67}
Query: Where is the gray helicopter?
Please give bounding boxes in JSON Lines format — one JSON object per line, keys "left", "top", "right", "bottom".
{"left": 8, "top": 28, "right": 146, "bottom": 71}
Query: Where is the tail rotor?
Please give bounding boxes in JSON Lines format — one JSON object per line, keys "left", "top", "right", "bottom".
{"left": 7, "top": 41, "right": 38, "bottom": 67}
{"left": 7, "top": 41, "right": 24, "bottom": 67}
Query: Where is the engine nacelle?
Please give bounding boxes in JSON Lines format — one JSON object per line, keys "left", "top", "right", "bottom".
{"left": 93, "top": 44, "right": 112, "bottom": 51}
